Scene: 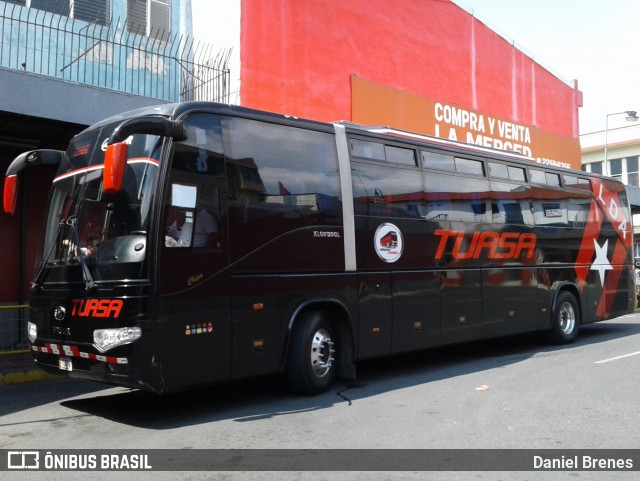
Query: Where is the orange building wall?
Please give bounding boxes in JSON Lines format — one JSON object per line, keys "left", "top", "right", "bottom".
{"left": 240, "top": 0, "right": 582, "bottom": 166}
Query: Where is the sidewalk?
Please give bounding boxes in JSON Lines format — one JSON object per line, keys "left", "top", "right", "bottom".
{"left": 0, "top": 351, "right": 60, "bottom": 385}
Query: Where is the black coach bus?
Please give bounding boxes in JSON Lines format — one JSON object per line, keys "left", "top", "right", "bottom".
{"left": 3, "top": 102, "right": 634, "bottom": 394}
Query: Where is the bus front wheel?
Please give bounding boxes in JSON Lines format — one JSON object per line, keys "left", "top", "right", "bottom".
{"left": 547, "top": 291, "right": 580, "bottom": 344}
{"left": 287, "top": 311, "right": 337, "bottom": 395}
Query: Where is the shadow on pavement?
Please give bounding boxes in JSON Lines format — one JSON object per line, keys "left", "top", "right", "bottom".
{"left": 45, "top": 318, "right": 640, "bottom": 430}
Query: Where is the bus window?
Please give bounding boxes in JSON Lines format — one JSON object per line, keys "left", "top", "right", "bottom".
{"left": 350, "top": 139, "right": 386, "bottom": 161}
{"left": 563, "top": 174, "right": 591, "bottom": 191}
{"left": 223, "top": 118, "right": 341, "bottom": 264}
{"left": 352, "top": 161, "right": 422, "bottom": 218}
{"left": 532, "top": 200, "right": 568, "bottom": 227}
{"left": 545, "top": 172, "right": 561, "bottom": 187}
{"left": 488, "top": 162, "right": 509, "bottom": 179}
{"left": 422, "top": 151, "right": 455, "bottom": 172}
{"left": 509, "top": 166, "right": 527, "bottom": 182}
{"left": 424, "top": 172, "right": 490, "bottom": 223}
{"left": 385, "top": 145, "right": 416, "bottom": 166}
{"left": 165, "top": 183, "right": 196, "bottom": 248}
{"left": 489, "top": 162, "right": 526, "bottom": 182}
{"left": 455, "top": 158, "right": 484, "bottom": 176}
{"left": 172, "top": 116, "right": 224, "bottom": 176}
{"left": 490, "top": 180, "right": 533, "bottom": 225}
{"left": 529, "top": 169, "right": 546, "bottom": 185}
{"left": 164, "top": 114, "right": 226, "bottom": 250}
{"left": 530, "top": 168, "right": 561, "bottom": 188}
{"left": 563, "top": 175, "right": 591, "bottom": 228}
{"left": 193, "top": 185, "right": 220, "bottom": 249}
{"left": 349, "top": 139, "right": 416, "bottom": 166}
{"left": 567, "top": 198, "right": 589, "bottom": 228}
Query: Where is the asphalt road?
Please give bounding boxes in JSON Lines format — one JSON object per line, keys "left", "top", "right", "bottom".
{"left": 2, "top": 313, "right": 640, "bottom": 481}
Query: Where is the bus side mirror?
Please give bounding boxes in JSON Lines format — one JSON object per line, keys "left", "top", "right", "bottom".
{"left": 104, "top": 142, "right": 127, "bottom": 194}
{"left": 3, "top": 174, "right": 18, "bottom": 215}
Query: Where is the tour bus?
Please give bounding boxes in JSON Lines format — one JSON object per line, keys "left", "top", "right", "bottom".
{"left": 3, "top": 102, "right": 634, "bottom": 395}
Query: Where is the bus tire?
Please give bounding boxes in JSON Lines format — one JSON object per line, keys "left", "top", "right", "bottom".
{"left": 286, "top": 311, "right": 337, "bottom": 395}
{"left": 547, "top": 291, "right": 580, "bottom": 344}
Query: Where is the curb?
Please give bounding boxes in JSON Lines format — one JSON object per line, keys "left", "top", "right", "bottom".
{"left": 0, "top": 351, "right": 62, "bottom": 385}
{"left": 1, "top": 370, "right": 62, "bottom": 385}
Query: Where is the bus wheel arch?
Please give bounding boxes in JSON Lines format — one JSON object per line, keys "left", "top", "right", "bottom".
{"left": 285, "top": 302, "right": 355, "bottom": 395}
{"left": 547, "top": 286, "right": 581, "bottom": 344}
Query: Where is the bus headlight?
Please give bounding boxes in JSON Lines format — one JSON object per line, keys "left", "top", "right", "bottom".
{"left": 93, "top": 327, "right": 141, "bottom": 353}
{"left": 28, "top": 322, "right": 37, "bottom": 343}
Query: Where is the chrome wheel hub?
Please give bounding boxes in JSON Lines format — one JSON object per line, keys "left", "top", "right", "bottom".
{"left": 559, "top": 302, "right": 576, "bottom": 335}
{"left": 310, "top": 328, "right": 335, "bottom": 378}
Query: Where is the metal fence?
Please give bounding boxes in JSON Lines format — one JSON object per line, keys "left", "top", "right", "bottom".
{"left": 0, "top": 305, "right": 28, "bottom": 353}
{"left": 0, "top": 2, "right": 231, "bottom": 103}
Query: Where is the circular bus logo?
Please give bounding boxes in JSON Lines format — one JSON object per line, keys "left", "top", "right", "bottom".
{"left": 374, "top": 223, "right": 404, "bottom": 263}
{"left": 53, "top": 306, "right": 66, "bottom": 321}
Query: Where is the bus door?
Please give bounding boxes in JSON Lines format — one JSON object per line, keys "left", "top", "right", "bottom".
{"left": 156, "top": 114, "right": 231, "bottom": 391}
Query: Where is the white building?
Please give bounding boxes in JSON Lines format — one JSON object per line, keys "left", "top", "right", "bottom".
{"left": 581, "top": 122, "right": 640, "bottom": 258}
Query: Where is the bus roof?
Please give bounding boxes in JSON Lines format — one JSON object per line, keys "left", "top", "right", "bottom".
{"left": 85, "top": 101, "right": 591, "bottom": 179}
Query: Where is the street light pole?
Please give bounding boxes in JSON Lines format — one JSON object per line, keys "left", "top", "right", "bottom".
{"left": 604, "top": 110, "right": 639, "bottom": 176}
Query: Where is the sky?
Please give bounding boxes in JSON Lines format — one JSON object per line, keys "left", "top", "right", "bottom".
{"left": 190, "top": 0, "right": 241, "bottom": 102}
{"left": 453, "top": 0, "right": 640, "bottom": 135}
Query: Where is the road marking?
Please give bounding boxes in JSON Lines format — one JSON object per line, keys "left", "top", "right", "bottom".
{"left": 595, "top": 351, "right": 640, "bottom": 364}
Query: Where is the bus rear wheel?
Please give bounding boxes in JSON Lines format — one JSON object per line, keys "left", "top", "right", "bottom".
{"left": 547, "top": 291, "right": 580, "bottom": 344}
{"left": 287, "top": 311, "right": 337, "bottom": 395}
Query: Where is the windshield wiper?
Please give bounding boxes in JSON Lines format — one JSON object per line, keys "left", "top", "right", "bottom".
{"left": 67, "top": 216, "right": 96, "bottom": 290}
{"left": 31, "top": 221, "right": 64, "bottom": 290}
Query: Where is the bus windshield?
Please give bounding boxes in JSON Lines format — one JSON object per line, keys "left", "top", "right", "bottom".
{"left": 35, "top": 123, "right": 163, "bottom": 287}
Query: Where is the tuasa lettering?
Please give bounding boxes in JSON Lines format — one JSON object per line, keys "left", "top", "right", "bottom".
{"left": 71, "top": 299, "right": 124, "bottom": 318}
{"left": 434, "top": 229, "right": 536, "bottom": 260}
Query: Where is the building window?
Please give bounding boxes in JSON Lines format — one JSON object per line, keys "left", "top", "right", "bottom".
{"left": 610, "top": 158, "right": 622, "bottom": 180}
{"left": 127, "top": 0, "right": 171, "bottom": 40}
{"left": 590, "top": 161, "right": 603, "bottom": 175}
{"left": 628, "top": 156, "right": 639, "bottom": 186}
{"left": 73, "top": 0, "right": 108, "bottom": 24}
{"left": 18, "top": 0, "right": 108, "bottom": 24}
{"left": 30, "top": 0, "right": 69, "bottom": 15}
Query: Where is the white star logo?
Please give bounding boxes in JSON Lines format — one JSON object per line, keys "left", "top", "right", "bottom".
{"left": 590, "top": 239, "right": 613, "bottom": 286}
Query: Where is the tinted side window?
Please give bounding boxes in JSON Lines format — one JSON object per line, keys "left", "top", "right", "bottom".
{"left": 166, "top": 114, "right": 225, "bottom": 250}
{"left": 508, "top": 166, "right": 526, "bottom": 182}
{"left": 563, "top": 175, "right": 591, "bottom": 191}
{"left": 350, "top": 139, "right": 416, "bottom": 166}
{"left": 352, "top": 162, "right": 423, "bottom": 218}
{"left": 529, "top": 169, "right": 546, "bottom": 185}
{"left": 488, "top": 162, "right": 509, "bottom": 179}
{"left": 489, "top": 163, "right": 526, "bottom": 182}
{"left": 424, "top": 171, "right": 490, "bottom": 223}
{"left": 530, "top": 168, "right": 561, "bottom": 188}
{"left": 455, "top": 158, "right": 484, "bottom": 176}
{"left": 350, "top": 139, "right": 385, "bottom": 161}
{"left": 172, "top": 114, "right": 224, "bottom": 176}
{"left": 490, "top": 180, "right": 533, "bottom": 225}
{"left": 532, "top": 200, "right": 568, "bottom": 226}
{"left": 422, "top": 151, "right": 455, "bottom": 172}
{"left": 385, "top": 145, "right": 416, "bottom": 166}
{"left": 223, "top": 118, "right": 342, "bottom": 260}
